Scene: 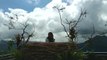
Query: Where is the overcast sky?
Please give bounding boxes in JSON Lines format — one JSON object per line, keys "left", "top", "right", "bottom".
{"left": 0, "top": 0, "right": 107, "bottom": 43}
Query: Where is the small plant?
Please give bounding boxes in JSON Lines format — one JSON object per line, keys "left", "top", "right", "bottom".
{"left": 7, "top": 40, "right": 23, "bottom": 60}
{"left": 57, "top": 50, "right": 85, "bottom": 60}
{"left": 7, "top": 40, "right": 16, "bottom": 51}
{"left": 12, "top": 49, "right": 23, "bottom": 60}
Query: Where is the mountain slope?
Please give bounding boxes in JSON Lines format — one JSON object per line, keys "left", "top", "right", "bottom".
{"left": 79, "top": 35, "right": 107, "bottom": 52}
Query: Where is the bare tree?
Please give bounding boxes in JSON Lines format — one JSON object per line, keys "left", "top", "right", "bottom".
{"left": 4, "top": 13, "right": 35, "bottom": 49}
{"left": 53, "top": 6, "right": 87, "bottom": 43}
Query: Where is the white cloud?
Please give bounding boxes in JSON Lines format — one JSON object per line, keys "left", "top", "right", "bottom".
{"left": 27, "top": 0, "right": 41, "bottom": 5}
{"left": 46, "top": 0, "right": 67, "bottom": 8}
{"left": 0, "top": 0, "right": 107, "bottom": 43}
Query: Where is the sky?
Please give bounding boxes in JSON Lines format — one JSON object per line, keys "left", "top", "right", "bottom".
{"left": 0, "top": 0, "right": 107, "bottom": 43}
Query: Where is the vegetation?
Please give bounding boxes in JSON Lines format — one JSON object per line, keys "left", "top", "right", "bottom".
{"left": 57, "top": 50, "right": 85, "bottom": 60}
{"left": 7, "top": 40, "right": 22, "bottom": 60}
{"left": 53, "top": 6, "right": 87, "bottom": 60}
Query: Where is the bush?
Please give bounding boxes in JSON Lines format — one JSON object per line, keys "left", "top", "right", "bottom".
{"left": 56, "top": 50, "right": 85, "bottom": 60}
{"left": 12, "top": 49, "right": 23, "bottom": 60}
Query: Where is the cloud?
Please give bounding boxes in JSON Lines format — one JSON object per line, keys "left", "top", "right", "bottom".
{"left": 0, "top": 0, "right": 107, "bottom": 43}
{"left": 77, "top": 0, "right": 107, "bottom": 33}
{"left": 27, "top": 0, "right": 41, "bottom": 5}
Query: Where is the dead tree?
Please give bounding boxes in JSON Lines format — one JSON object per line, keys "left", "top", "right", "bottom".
{"left": 53, "top": 6, "right": 87, "bottom": 43}
{"left": 5, "top": 13, "right": 35, "bottom": 49}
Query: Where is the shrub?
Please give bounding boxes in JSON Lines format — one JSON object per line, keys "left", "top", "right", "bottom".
{"left": 56, "top": 50, "right": 85, "bottom": 60}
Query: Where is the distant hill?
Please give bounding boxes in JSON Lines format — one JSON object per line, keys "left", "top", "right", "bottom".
{"left": 0, "top": 40, "right": 8, "bottom": 51}
{"left": 79, "top": 35, "right": 107, "bottom": 52}
{"left": 0, "top": 40, "right": 16, "bottom": 52}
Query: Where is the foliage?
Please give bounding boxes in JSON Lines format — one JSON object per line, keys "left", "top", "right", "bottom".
{"left": 12, "top": 49, "right": 23, "bottom": 60}
{"left": 56, "top": 50, "right": 85, "bottom": 60}
{"left": 7, "top": 40, "right": 23, "bottom": 60}
{"left": 7, "top": 40, "right": 16, "bottom": 51}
